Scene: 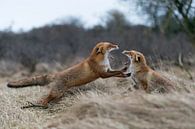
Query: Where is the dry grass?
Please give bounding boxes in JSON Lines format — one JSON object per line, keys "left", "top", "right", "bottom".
{"left": 0, "top": 63, "right": 195, "bottom": 129}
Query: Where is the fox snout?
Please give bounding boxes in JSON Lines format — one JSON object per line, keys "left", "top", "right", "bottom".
{"left": 126, "top": 73, "right": 131, "bottom": 77}
{"left": 122, "top": 50, "right": 129, "bottom": 55}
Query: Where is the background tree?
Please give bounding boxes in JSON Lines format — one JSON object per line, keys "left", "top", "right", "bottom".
{"left": 123, "top": 0, "right": 195, "bottom": 43}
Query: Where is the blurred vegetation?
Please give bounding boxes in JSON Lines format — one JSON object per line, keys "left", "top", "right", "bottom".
{"left": 123, "top": 0, "right": 195, "bottom": 43}
{"left": 0, "top": 8, "right": 194, "bottom": 71}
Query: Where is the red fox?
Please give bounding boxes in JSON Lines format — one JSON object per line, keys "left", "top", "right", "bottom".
{"left": 122, "top": 50, "right": 175, "bottom": 93}
{"left": 7, "top": 42, "right": 127, "bottom": 108}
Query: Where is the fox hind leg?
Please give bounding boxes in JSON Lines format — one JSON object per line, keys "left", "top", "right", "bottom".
{"left": 22, "top": 81, "right": 66, "bottom": 109}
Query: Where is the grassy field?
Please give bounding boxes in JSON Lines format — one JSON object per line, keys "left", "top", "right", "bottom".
{"left": 0, "top": 62, "right": 195, "bottom": 129}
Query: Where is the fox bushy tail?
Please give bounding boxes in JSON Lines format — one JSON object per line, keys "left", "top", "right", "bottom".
{"left": 7, "top": 74, "right": 54, "bottom": 88}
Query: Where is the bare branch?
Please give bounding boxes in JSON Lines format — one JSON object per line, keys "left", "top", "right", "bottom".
{"left": 185, "top": 0, "right": 193, "bottom": 15}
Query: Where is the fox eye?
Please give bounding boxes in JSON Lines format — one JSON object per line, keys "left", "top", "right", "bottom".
{"left": 137, "top": 56, "right": 141, "bottom": 62}
{"left": 96, "top": 47, "right": 102, "bottom": 54}
{"left": 96, "top": 48, "right": 99, "bottom": 53}
{"left": 135, "top": 55, "right": 141, "bottom": 62}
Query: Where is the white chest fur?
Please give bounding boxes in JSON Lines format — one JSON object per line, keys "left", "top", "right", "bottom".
{"left": 124, "top": 55, "right": 134, "bottom": 75}
{"left": 100, "top": 51, "right": 112, "bottom": 71}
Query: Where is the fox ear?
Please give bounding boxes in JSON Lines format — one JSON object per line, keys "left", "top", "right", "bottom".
{"left": 135, "top": 54, "right": 141, "bottom": 62}
{"left": 96, "top": 47, "right": 104, "bottom": 55}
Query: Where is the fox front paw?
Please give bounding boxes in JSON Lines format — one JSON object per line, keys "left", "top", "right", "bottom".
{"left": 21, "top": 101, "right": 48, "bottom": 109}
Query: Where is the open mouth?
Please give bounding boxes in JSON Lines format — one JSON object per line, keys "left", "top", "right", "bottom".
{"left": 122, "top": 50, "right": 129, "bottom": 55}
{"left": 108, "top": 48, "right": 131, "bottom": 72}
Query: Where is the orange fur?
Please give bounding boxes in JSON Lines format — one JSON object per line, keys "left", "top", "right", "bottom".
{"left": 122, "top": 50, "right": 175, "bottom": 93}
{"left": 7, "top": 42, "right": 125, "bottom": 108}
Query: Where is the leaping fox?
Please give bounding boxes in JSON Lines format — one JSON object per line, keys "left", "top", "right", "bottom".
{"left": 7, "top": 42, "right": 127, "bottom": 108}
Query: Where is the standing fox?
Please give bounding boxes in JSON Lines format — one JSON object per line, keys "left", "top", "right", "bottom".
{"left": 7, "top": 42, "right": 126, "bottom": 108}
{"left": 122, "top": 50, "right": 175, "bottom": 93}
